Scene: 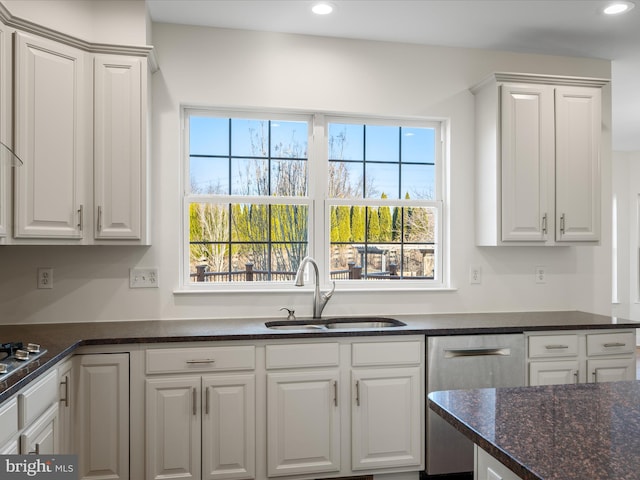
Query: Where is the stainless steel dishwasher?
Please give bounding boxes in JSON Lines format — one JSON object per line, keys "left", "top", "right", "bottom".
{"left": 427, "top": 334, "right": 525, "bottom": 476}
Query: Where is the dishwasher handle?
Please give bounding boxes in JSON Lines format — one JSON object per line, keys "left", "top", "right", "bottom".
{"left": 444, "top": 347, "right": 511, "bottom": 358}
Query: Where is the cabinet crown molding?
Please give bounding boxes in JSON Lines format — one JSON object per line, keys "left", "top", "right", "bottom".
{"left": 470, "top": 72, "right": 610, "bottom": 93}
{"left": 0, "top": 1, "right": 157, "bottom": 70}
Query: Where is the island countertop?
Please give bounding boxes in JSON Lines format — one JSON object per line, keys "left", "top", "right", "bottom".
{"left": 428, "top": 381, "right": 640, "bottom": 480}
{"left": 1, "top": 310, "right": 637, "bottom": 403}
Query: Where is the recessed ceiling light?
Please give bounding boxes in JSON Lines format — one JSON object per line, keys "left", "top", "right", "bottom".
{"left": 312, "top": 2, "right": 334, "bottom": 15}
{"left": 603, "top": 1, "right": 635, "bottom": 15}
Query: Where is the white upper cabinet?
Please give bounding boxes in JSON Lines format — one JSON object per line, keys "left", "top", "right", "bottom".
{"left": 14, "top": 32, "right": 89, "bottom": 239}
{"left": 554, "top": 86, "right": 601, "bottom": 242}
{"left": 500, "top": 83, "right": 554, "bottom": 242}
{"left": 1, "top": 8, "right": 152, "bottom": 245}
{"left": 0, "top": 19, "right": 9, "bottom": 241}
{"left": 94, "top": 55, "right": 146, "bottom": 240}
{"left": 473, "top": 73, "right": 607, "bottom": 246}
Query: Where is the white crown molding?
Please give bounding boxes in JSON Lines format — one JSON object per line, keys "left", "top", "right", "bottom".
{"left": 0, "top": 1, "right": 158, "bottom": 71}
{"left": 471, "top": 71, "right": 610, "bottom": 92}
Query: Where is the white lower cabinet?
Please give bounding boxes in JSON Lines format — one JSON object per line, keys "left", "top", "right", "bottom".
{"left": 15, "top": 369, "right": 60, "bottom": 455}
{"left": 0, "top": 397, "right": 19, "bottom": 454}
{"left": 475, "top": 445, "right": 522, "bottom": 480}
{"left": 145, "top": 346, "right": 256, "bottom": 480}
{"left": 351, "top": 367, "right": 422, "bottom": 471}
{"left": 267, "top": 370, "right": 341, "bottom": 477}
{"left": 75, "top": 353, "right": 130, "bottom": 480}
{"left": 265, "top": 337, "right": 424, "bottom": 479}
{"left": 20, "top": 403, "right": 58, "bottom": 455}
{"left": 527, "top": 330, "right": 636, "bottom": 386}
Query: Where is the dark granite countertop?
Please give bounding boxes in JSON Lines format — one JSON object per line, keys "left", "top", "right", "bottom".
{"left": 0, "top": 310, "right": 637, "bottom": 403}
{"left": 428, "top": 381, "right": 640, "bottom": 480}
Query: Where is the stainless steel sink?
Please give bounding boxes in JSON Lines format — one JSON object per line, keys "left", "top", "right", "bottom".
{"left": 324, "top": 317, "right": 406, "bottom": 329}
{"left": 265, "top": 317, "right": 405, "bottom": 330}
{"left": 264, "top": 321, "right": 326, "bottom": 331}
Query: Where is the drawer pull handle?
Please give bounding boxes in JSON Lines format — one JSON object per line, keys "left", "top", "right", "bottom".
{"left": 355, "top": 380, "right": 360, "bottom": 406}
{"left": 603, "top": 342, "right": 626, "bottom": 348}
{"left": 573, "top": 371, "right": 579, "bottom": 384}
{"left": 545, "top": 345, "right": 569, "bottom": 350}
{"left": 333, "top": 381, "right": 338, "bottom": 407}
{"left": 192, "top": 388, "right": 197, "bottom": 416}
{"left": 444, "top": 347, "right": 511, "bottom": 358}
{"left": 60, "top": 375, "right": 69, "bottom": 407}
{"left": 205, "top": 387, "right": 210, "bottom": 415}
{"left": 186, "top": 359, "right": 215, "bottom": 364}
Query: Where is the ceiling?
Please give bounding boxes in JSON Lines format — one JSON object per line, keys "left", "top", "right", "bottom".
{"left": 146, "top": 0, "right": 640, "bottom": 151}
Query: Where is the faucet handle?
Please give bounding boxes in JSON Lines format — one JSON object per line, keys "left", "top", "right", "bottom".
{"left": 280, "top": 307, "right": 296, "bottom": 320}
{"left": 323, "top": 281, "right": 336, "bottom": 300}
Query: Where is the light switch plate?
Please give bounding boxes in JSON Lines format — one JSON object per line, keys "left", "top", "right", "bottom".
{"left": 130, "top": 268, "right": 159, "bottom": 288}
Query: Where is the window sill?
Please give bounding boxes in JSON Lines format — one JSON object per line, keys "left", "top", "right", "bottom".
{"left": 173, "top": 286, "right": 458, "bottom": 295}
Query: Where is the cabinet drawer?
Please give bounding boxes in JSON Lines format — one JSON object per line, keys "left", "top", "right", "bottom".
{"left": 18, "top": 370, "right": 58, "bottom": 429}
{"left": 146, "top": 346, "right": 255, "bottom": 374}
{"left": 0, "top": 398, "right": 18, "bottom": 446}
{"left": 586, "top": 331, "right": 635, "bottom": 356}
{"left": 528, "top": 334, "right": 579, "bottom": 358}
{"left": 352, "top": 341, "right": 422, "bottom": 366}
{"left": 266, "top": 343, "right": 339, "bottom": 369}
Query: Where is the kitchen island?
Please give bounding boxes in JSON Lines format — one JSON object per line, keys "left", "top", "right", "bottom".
{"left": 428, "top": 381, "right": 640, "bottom": 480}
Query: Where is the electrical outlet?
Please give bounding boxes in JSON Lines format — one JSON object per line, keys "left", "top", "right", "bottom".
{"left": 37, "top": 267, "right": 53, "bottom": 289}
{"left": 129, "top": 268, "right": 159, "bottom": 288}
{"left": 469, "top": 266, "right": 482, "bottom": 284}
{"left": 535, "top": 266, "right": 546, "bottom": 284}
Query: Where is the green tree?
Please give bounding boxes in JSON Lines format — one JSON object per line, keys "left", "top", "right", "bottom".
{"left": 367, "top": 207, "right": 380, "bottom": 242}
{"left": 330, "top": 207, "right": 339, "bottom": 242}
{"left": 351, "top": 206, "right": 365, "bottom": 242}
{"left": 379, "top": 193, "right": 392, "bottom": 242}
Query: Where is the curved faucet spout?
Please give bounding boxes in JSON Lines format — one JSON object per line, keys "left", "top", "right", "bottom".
{"left": 294, "top": 256, "right": 335, "bottom": 319}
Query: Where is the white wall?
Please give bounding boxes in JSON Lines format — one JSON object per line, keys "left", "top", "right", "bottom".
{"left": 0, "top": 10, "right": 616, "bottom": 324}
{"left": 1, "top": 0, "right": 147, "bottom": 45}
{"left": 612, "top": 150, "right": 640, "bottom": 321}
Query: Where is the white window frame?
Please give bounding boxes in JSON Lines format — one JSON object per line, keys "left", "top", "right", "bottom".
{"left": 179, "top": 109, "right": 449, "bottom": 292}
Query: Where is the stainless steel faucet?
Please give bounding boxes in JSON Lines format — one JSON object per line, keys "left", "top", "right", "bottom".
{"left": 294, "top": 256, "right": 335, "bottom": 319}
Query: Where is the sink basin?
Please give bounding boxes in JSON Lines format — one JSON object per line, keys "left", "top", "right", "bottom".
{"left": 324, "top": 317, "right": 406, "bottom": 329}
{"left": 264, "top": 321, "right": 326, "bottom": 330}
{"left": 265, "top": 317, "right": 406, "bottom": 331}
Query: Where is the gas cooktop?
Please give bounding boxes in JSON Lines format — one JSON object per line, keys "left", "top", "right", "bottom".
{"left": 0, "top": 342, "right": 47, "bottom": 380}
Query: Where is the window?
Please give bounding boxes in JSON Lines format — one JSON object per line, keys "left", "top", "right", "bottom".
{"left": 183, "top": 109, "right": 445, "bottom": 289}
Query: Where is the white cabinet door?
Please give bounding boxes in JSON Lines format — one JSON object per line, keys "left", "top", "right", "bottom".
{"left": 202, "top": 375, "right": 255, "bottom": 480}
{"left": 267, "top": 371, "right": 341, "bottom": 477}
{"left": 476, "top": 445, "right": 523, "bottom": 480}
{"left": 554, "top": 86, "right": 601, "bottom": 242}
{"left": 588, "top": 357, "right": 636, "bottom": 383}
{"left": 13, "top": 32, "right": 89, "bottom": 239}
{"left": 0, "top": 20, "right": 10, "bottom": 240}
{"left": 500, "top": 83, "right": 554, "bottom": 242}
{"left": 94, "top": 55, "right": 145, "bottom": 240}
{"left": 351, "top": 367, "right": 422, "bottom": 471}
{"left": 146, "top": 377, "right": 201, "bottom": 480}
{"left": 20, "top": 403, "right": 58, "bottom": 455}
{"left": 529, "top": 360, "right": 580, "bottom": 386}
{"left": 76, "top": 353, "right": 129, "bottom": 480}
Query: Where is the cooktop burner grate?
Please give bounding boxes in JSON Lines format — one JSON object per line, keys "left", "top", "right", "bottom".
{"left": 0, "top": 342, "right": 47, "bottom": 380}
